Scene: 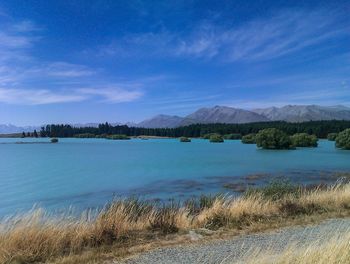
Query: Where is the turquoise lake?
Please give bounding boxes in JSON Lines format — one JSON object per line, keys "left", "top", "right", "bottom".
{"left": 0, "top": 138, "right": 349, "bottom": 216}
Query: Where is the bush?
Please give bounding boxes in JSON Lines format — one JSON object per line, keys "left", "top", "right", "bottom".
{"left": 50, "top": 138, "right": 59, "bottom": 143}
{"left": 291, "top": 133, "right": 318, "bottom": 147}
{"left": 241, "top": 134, "right": 256, "bottom": 144}
{"left": 74, "top": 133, "right": 96, "bottom": 138}
{"left": 327, "top": 133, "right": 338, "bottom": 141}
{"left": 255, "top": 128, "right": 292, "bottom": 149}
{"left": 224, "top": 133, "right": 242, "bottom": 140}
{"left": 335, "top": 129, "right": 350, "bottom": 150}
{"left": 95, "top": 133, "right": 108, "bottom": 138}
{"left": 202, "top": 133, "right": 216, "bottom": 139}
{"left": 105, "top": 134, "right": 130, "bottom": 140}
{"left": 245, "top": 179, "right": 299, "bottom": 200}
{"left": 179, "top": 137, "right": 191, "bottom": 142}
{"left": 209, "top": 134, "right": 224, "bottom": 143}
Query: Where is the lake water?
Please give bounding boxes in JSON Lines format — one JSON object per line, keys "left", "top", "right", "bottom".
{"left": 0, "top": 138, "right": 349, "bottom": 216}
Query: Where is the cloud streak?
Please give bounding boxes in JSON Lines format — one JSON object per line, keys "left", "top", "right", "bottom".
{"left": 0, "top": 87, "right": 143, "bottom": 105}
{"left": 97, "top": 8, "right": 349, "bottom": 62}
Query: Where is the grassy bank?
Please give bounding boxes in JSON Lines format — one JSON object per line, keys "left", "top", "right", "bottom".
{"left": 1, "top": 182, "right": 350, "bottom": 264}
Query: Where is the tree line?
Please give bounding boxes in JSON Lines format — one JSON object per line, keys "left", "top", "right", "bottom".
{"left": 36, "top": 120, "right": 350, "bottom": 138}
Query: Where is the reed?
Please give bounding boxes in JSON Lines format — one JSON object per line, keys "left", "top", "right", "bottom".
{"left": 0, "top": 183, "right": 349, "bottom": 264}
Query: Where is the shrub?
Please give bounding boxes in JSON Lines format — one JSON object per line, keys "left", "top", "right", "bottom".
{"left": 50, "top": 138, "right": 59, "bottom": 143}
{"left": 327, "top": 133, "right": 338, "bottom": 141}
{"left": 209, "top": 133, "right": 224, "bottom": 143}
{"left": 74, "top": 133, "right": 96, "bottom": 138}
{"left": 105, "top": 134, "right": 131, "bottom": 140}
{"left": 335, "top": 129, "right": 350, "bottom": 150}
{"left": 202, "top": 133, "right": 216, "bottom": 139}
{"left": 95, "top": 133, "right": 108, "bottom": 138}
{"left": 179, "top": 137, "right": 191, "bottom": 142}
{"left": 291, "top": 133, "right": 318, "bottom": 147}
{"left": 241, "top": 134, "right": 256, "bottom": 144}
{"left": 245, "top": 179, "right": 299, "bottom": 200}
{"left": 224, "top": 133, "right": 242, "bottom": 140}
{"left": 255, "top": 128, "right": 292, "bottom": 149}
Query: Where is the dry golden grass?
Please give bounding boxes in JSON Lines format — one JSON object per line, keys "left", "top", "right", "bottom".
{"left": 242, "top": 226, "right": 350, "bottom": 264}
{"left": 0, "top": 183, "right": 349, "bottom": 264}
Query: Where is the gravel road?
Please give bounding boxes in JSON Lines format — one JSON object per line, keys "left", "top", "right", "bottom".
{"left": 115, "top": 218, "right": 350, "bottom": 264}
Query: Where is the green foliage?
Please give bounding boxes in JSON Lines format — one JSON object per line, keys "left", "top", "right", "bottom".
{"left": 106, "top": 134, "right": 130, "bottom": 140}
{"left": 291, "top": 133, "right": 318, "bottom": 147}
{"left": 223, "top": 133, "right": 242, "bottom": 140}
{"left": 327, "top": 133, "right": 338, "bottom": 141}
{"left": 209, "top": 133, "right": 224, "bottom": 143}
{"left": 74, "top": 133, "right": 96, "bottom": 138}
{"left": 256, "top": 128, "right": 292, "bottom": 149}
{"left": 95, "top": 133, "right": 108, "bottom": 138}
{"left": 40, "top": 120, "right": 350, "bottom": 139}
{"left": 179, "top": 136, "right": 191, "bottom": 142}
{"left": 245, "top": 179, "right": 299, "bottom": 200}
{"left": 202, "top": 133, "right": 217, "bottom": 139}
{"left": 335, "top": 128, "right": 350, "bottom": 150}
{"left": 50, "top": 138, "right": 59, "bottom": 143}
{"left": 241, "top": 133, "right": 256, "bottom": 144}
{"left": 40, "top": 126, "right": 47, "bottom": 137}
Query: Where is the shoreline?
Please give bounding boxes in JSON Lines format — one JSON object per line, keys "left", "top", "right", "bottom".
{"left": 1, "top": 182, "right": 350, "bottom": 264}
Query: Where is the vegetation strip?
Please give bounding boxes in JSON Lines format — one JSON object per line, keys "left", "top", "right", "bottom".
{"left": 1, "top": 182, "right": 350, "bottom": 264}
{"left": 26, "top": 120, "right": 350, "bottom": 139}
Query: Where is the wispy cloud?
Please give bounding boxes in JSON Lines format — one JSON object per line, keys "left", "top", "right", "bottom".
{"left": 45, "top": 62, "right": 95, "bottom": 77}
{"left": 0, "top": 87, "right": 86, "bottom": 105}
{"left": 0, "top": 15, "right": 145, "bottom": 105}
{"left": 223, "top": 82, "right": 350, "bottom": 109}
{"left": 96, "top": 8, "right": 349, "bottom": 62}
{"left": 78, "top": 87, "right": 143, "bottom": 103}
{"left": 0, "top": 86, "right": 143, "bottom": 105}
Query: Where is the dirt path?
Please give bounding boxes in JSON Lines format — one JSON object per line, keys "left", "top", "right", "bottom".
{"left": 114, "top": 218, "right": 350, "bottom": 264}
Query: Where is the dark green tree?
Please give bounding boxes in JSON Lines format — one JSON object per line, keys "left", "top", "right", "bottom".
{"left": 40, "top": 127, "right": 46, "bottom": 137}
{"left": 291, "top": 133, "right": 318, "bottom": 147}
{"left": 33, "top": 130, "right": 38, "bottom": 138}
{"left": 209, "top": 134, "right": 224, "bottom": 143}
{"left": 256, "top": 128, "right": 292, "bottom": 149}
{"left": 224, "top": 133, "right": 242, "bottom": 140}
{"left": 335, "top": 129, "right": 350, "bottom": 150}
{"left": 241, "top": 134, "right": 256, "bottom": 144}
{"left": 327, "top": 133, "right": 338, "bottom": 141}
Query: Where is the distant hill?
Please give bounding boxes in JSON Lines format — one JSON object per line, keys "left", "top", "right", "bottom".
{"left": 181, "top": 106, "right": 269, "bottom": 125}
{"left": 137, "top": 114, "right": 184, "bottom": 128}
{"left": 3, "top": 105, "right": 350, "bottom": 132}
{"left": 253, "top": 105, "right": 350, "bottom": 122}
{"left": 134, "top": 105, "right": 350, "bottom": 128}
{"left": 0, "top": 124, "right": 40, "bottom": 134}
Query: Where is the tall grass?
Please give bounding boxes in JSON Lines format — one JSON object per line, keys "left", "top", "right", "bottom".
{"left": 0, "top": 183, "right": 350, "bottom": 263}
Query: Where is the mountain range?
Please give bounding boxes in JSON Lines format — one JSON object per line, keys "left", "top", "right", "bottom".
{"left": 136, "top": 105, "right": 350, "bottom": 128}
{"left": 2, "top": 105, "right": 350, "bottom": 133}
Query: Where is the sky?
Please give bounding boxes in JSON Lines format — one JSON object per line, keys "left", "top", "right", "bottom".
{"left": 0, "top": 0, "right": 349, "bottom": 125}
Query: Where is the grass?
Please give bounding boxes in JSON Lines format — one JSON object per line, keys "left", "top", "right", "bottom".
{"left": 241, "top": 226, "right": 350, "bottom": 264}
{"left": 0, "top": 182, "right": 350, "bottom": 264}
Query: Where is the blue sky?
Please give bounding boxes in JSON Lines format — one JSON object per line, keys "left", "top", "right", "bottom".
{"left": 0, "top": 0, "right": 349, "bottom": 125}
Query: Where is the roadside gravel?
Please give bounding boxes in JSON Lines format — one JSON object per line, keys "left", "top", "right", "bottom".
{"left": 115, "top": 218, "right": 350, "bottom": 264}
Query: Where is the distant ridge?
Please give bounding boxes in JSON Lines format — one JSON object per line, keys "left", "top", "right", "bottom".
{"left": 137, "top": 114, "right": 184, "bottom": 128}
{"left": 252, "top": 105, "right": 350, "bottom": 122}
{"left": 135, "top": 105, "right": 350, "bottom": 128}
{"left": 2, "top": 105, "right": 350, "bottom": 132}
